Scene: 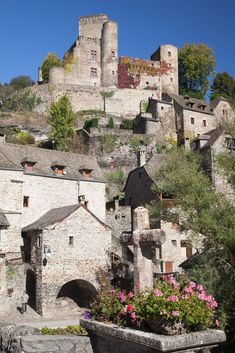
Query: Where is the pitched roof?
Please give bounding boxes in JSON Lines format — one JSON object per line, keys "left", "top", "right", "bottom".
{"left": 0, "top": 142, "right": 103, "bottom": 181}
{"left": 166, "top": 93, "right": 214, "bottom": 115}
{"left": 22, "top": 204, "right": 110, "bottom": 232}
{"left": 0, "top": 210, "right": 10, "bottom": 226}
{"left": 199, "top": 128, "right": 223, "bottom": 150}
{"left": 210, "top": 96, "right": 229, "bottom": 110}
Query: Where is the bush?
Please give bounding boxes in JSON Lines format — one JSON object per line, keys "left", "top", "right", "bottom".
{"left": 90, "top": 275, "right": 222, "bottom": 334}
{"left": 101, "top": 134, "right": 118, "bottom": 153}
{"left": 120, "top": 119, "right": 134, "bottom": 130}
{"left": 105, "top": 170, "right": 124, "bottom": 184}
{"left": 3, "top": 90, "right": 41, "bottom": 112}
{"left": 107, "top": 116, "right": 115, "bottom": 128}
{"left": 8, "top": 131, "right": 35, "bottom": 145}
{"left": 127, "top": 135, "right": 149, "bottom": 152}
{"left": 40, "top": 325, "right": 87, "bottom": 335}
{"left": 84, "top": 118, "right": 99, "bottom": 131}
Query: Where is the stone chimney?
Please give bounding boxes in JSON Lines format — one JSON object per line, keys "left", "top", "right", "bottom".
{"left": 114, "top": 197, "right": 119, "bottom": 211}
{"left": 78, "top": 195, "right": 86, "bottom": 205}
{"left": 137, "top": 147, "right": 146, "bottom": 167}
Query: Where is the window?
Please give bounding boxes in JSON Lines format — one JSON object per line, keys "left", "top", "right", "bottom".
{"left": 171, "top": 240, "right": 177, "bottom": 247}
{"left": 168, "top": 51, "right": 171, "bottom": 57}
{"left": 69, "top": 236, "right": 74, "bottom": 246}
{"left": 112, "top": 70, "right": 115, "bottom": 75}
{"left": 203, "top": 119, "right": 207, "bottom": 127}
{"left": 181, "top": 240, "right": 193, "bottom": 258}
{"left": 23, "top": 196, "right": 29, "bottom": 207}
{"left": 91, "top": 50, "right": 97, "bottom": 60}
{"left": 161, "top": 106, "right": 164, "bottom": 111}
{"left": 37, "top": 236, "right": 41, "bottom": 248}
{"left": 90, "top": 67, "right": 97, "bottom": 77}
{"left": 191, "top": 117, "right": 195, "bottom": 124}
{"left": 165, "top": 261, "right": 173, "bottom": 273}
{"left": 111, "top": 50, "right": 115, "bottom": 57}
{"left": 21, "top": 160, "right": 36, "bottom": 171}
{"left": 222, "top": 109, "right": 228, "bottom": 118}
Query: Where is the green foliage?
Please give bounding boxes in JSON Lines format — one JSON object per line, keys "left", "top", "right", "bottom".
{"left": 76, "top": 109, "right": 104, "bottom": 118}
{"left": 83, "top": 118, "right": 99, "bottom": 131}
{"left": 120, "top": 119, "right": 134, "bottom": 130}
{"left": 101, "top": 134, "right": 118, "bottom": 153}
{"left": 49, "top": 95, "right": 76, "bottom": 151}
{"left": 40, "top": 325, "right": 87, "bottom": 335}
{"left": 211, "top": 72, "right": 235, "bottom": 103}
{"left": 127, "top": 135, "right": 149, "bottom": 152}
{"left": 6, "top": 265, "right": 17, "bottom": 280}
{"left": 155, "top": 142, "right": 167, "bottom": 154}
{"left": 179, "top": 43, "right": 216, "bottom": 99}
{"left": 8, "top": 131, "right": 35, "bottom": 145}
{"left": 107, "top": 116, "right": 115, "bottom": 128}
{"left": 216, "top": 153, "right": 235, "bottom": 190}
{"left": 41, "top": 52, "right": 62, "bottom": 82}
{"left": 91, "top": 275, "right": 220, "bottom": 332}
{"left": 9, "top": 76, "right": 34, "bottom": 90}
{"left": 3, "top": 90, "right": 41, "bottom": 112}
{"left": 105, "top": 170, "right": 124, "bottom": 184}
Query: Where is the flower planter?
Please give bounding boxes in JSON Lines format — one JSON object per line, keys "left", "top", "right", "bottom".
{"left": 80, "top": 319, "right": 226, "bottom": 353}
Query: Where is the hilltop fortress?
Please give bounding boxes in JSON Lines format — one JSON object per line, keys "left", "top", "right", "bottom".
{"left": 35, "top": 14, "right": 178, "bottom": 116}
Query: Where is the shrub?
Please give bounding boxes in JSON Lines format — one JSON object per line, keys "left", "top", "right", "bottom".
{"left": 84, "top": 118, "right": 99, "bottom": 131}
{"left": 105, "top": 170, "right": 124, "bottom": 184}
{"left": 120, "top": 119, "right": 134, "bottom": 130}
{"left": 107, "top": 116, "right": 115, "bottom": 128}
{"left": 127, "top": 135, "right": 149, "bottom": 152}
{"left": 101, "top": 134, "right": 118, "bottom": 153}
{"left": 40, "top": 325, "right": 87, "bottom": 335}
{"left": 90, "top": 275, "right": 222, "bottom": 334}
{"left": 3, "top": 90, "right": 41, "bottom": 112}
{"left": 8, "top": 131, "right": 35, "bottom": 145}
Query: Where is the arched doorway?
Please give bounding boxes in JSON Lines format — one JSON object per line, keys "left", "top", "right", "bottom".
{"left": 26, "top": 269, "right": 36, "bottom": 310}
{"left": 57, "top": 279, "right": 98, "bottom": 308}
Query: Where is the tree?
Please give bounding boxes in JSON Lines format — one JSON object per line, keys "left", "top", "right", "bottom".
{"left": 179, "top": 44, "right": 216, "bottom": 99}
{"left": 41, "top": 52, "right": 61, "bottom": 82}
{"left": 9, "top": 76, "right": 34, "bottom": 91}
{"left": 100, "top": 91, "right": 114, "bottom": 116}
{"left": 149, "top": 148, "right": 235, "bottom": 314}
{"left": 49, "top": 95, "right": 76, "bottom": 151}
{"left": 211, "top": 72, "right": 235, "bottom": 103}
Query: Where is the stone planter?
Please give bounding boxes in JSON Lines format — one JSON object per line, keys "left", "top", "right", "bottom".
{"left": 80, "top": 319, "right": 226, "bottom": 353}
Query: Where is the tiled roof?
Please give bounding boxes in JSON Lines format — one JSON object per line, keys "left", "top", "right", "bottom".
{"left": 144, "top": 154, "right": 166, "bottom": 182}
{"left": 199, "top": 128, "right": 223, "bottom": 150}
{"left": 166, "top": 93, "right": 214, "bottom": 115}
{"left": 0, "top": 142, "right": 103, "bottom": 181}
{"left": 22, "top": 204, "right": 110, "bottom": 232}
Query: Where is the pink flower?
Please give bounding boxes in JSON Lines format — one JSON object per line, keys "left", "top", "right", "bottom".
{"left": 189, "top": 281, "right": 196, "bottom": 289}
{"left": 131, "top": 312, "right": 137, "bottom": 320}
{"left": 161, "top": 274, "right": 180, "bottom": 289}
{"left": 118, "top": 291, "right": 126, "bottom": 303}
{"left": 167, "top": 295, "right": 179, "bottom": 302}
{"left": 196, "top": 284, "right": 204, "bottom": 292}
{"left": 153, "top": 289, "right": 163, "bottom": 297}
{"left": 128, "top": 291, "right": 134, "bottom": 299}
{"left": 172, "top": 310, "right": 180, "bottom": 317}
{"left": 184, "top": 286, "right": 194, "bottom": 294}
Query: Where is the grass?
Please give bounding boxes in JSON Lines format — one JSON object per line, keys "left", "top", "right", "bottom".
{"left": 40, "top": 325, "right": 87, "bottom": 336}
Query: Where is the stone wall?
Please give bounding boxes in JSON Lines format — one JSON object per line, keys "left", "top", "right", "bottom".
{"left": 29, "top": 84, "right": 159, "bottom": 117}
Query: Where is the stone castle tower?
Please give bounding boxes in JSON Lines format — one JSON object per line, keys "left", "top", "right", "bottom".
{"left": 45, "top": 14, "right": 178, "bottom": 94}
{"left": 49, "top": 14, "right": 118, "bottom": 87}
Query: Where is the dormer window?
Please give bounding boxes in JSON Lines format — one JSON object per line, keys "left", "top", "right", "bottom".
{"left": 79, "top": 167, "right": 93, "bottom": 178}
{"left": 186, "top": 102, "right": 194, "bottom": 108}
{"left": 51, "top": 162, "right": 66, "bottom": 175}
{"left": 21, "top": 158, "right": 36, "bottom": 172}
{"left": 198, "top": 104, "right": 206, "bottom": 111}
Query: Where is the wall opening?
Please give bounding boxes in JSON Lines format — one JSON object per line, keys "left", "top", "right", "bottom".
{"left": 57, "top": 279, "right": 98, "bottom": 308}
{"left": 26, "top": 269, "right": 36, "bottom": 310}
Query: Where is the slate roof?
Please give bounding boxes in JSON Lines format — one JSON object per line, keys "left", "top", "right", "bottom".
{"left": 0, "top": 142, "right": 103, "bottom": 181}
{"left": 166, "top": 93, "right": 214, "bottom": 115}
{"left": 199, "top": 128, "right": 223, "bottom": 150}
{"left": 0, "top": 210, "right": 10, "bottom": 227}
{"left": 22, "top": 204, "right": 110, "bottom": 232}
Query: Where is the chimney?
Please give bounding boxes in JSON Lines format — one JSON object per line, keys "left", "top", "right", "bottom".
{"left": 138, "top": 147, "right": 146, "bottom": 167}
{"left": 78, "top": 195, "right": 86, "bottom": 205}
{"left": 114, "top": 197, "right": 119, "bottom": 211}
{"left": 0, "top": 134, "right": 6, "bottom": 143}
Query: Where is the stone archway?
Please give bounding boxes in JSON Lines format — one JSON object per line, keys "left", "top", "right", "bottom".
{"left": 26, "top": 269, "right": 36, "bottom": 310}
{"left": 57, "top": 279, "right": 98, "bottom": 308}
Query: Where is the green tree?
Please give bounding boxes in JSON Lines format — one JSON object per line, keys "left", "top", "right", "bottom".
{"left": 9, "top": 76, "right": 34, "bottom": 91}
{"left": 179, "top": 44, "right": 216, "bottom": 99}
{"left": 41, "top": 52, "right": 61, "bottom": 82}
{"left": 107, "top": 116, "right": 115, "bottom": 128}
{"left": 211, "top": 72, "right": 235, "bottom": 103}
{"left": 49, "top": 95, "right": 76, "bottom": 151}
{"left": 100, "top": 91, "right": 114, "bottom": 116}
{"left": 149, "top": 148, "right": 235, "bottom": 314}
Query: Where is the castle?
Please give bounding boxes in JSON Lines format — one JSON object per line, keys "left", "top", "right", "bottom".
{"left": 40, "top": 14, "right": 178, "bottom": 95}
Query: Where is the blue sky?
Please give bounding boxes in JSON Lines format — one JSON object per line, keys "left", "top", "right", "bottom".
{"left": 0, "top": 0, "right": 235, "bottom": 83}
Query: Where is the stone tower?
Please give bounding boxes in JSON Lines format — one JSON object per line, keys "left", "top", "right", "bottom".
{"left": 101, "top": 21, "right": 118, "bottom": 87}
{"left": 151, "top": 45, "right": 178, "bottom": 94}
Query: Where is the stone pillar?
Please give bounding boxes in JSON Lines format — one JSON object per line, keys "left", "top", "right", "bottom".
{"left": 137, "top": 147, "right": 146, "bottom": 167}
{"left": 132, "top": 207, "right": 165, "bottom": 291}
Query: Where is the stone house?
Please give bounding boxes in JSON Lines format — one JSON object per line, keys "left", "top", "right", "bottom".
{"left": 0, "top": 138, "right": 111, "bottom": 314}
{"left": 43, "top": 14, "right": 178, "bottom": 95}
{"left": 123, "top": 150, "right": 194, "bottom": 273}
